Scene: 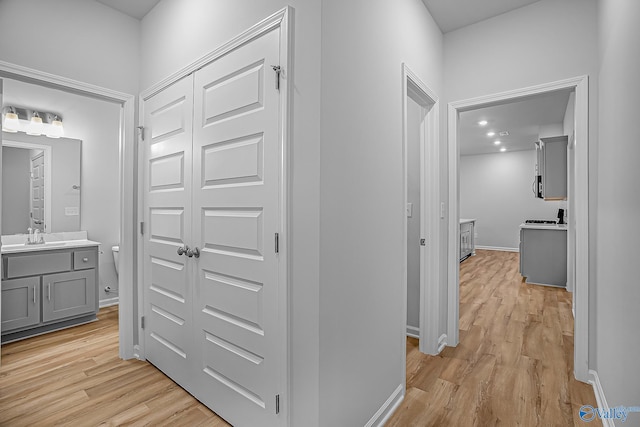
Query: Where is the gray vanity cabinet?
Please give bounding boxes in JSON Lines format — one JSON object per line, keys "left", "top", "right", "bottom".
{"left": 1, "top": 277, "right": 40, "bottom": 331}
{"left": 42, "top": 270, "right": 96, "bottom": 323}
{"left": 1, "top": 245, "right": 99, "bottom": 342}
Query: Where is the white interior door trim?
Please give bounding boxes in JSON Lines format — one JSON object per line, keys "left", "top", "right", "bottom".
{"left": 402, "top": 63, "right": 441, "bottom": 360}
{"left": 447, "top": 75, "right": 590, "bottom": 382}
{"left": 0, "top": 60, "right": 137, "bottom": 360}
{"left": 137, "top": 7, "right": 292, "bottom": 424}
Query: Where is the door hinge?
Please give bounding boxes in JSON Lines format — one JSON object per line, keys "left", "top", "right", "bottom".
{"left": 140, "top": 222, "right": 145, "bottom": 235}
{"left": 276, "top": 394, "right": 280, "bottom": 414}
{"left": 271, "top": 65, "right": 281, "bottom": 91}
{"left": 137, "top": 126, "right": 145, "bottom": 141}
{"left": 275, "top": 232, "right": 279, "bottom": 254}
{"left": 141, "top": 316, "right": 145, "bottom": 329}
{"left": 420, "top": 238, "right": 426, "bottom": 246}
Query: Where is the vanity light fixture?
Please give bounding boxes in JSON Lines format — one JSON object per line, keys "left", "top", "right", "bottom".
{"left": 2, "top": 106, "right": 20, "bottom": 132}
{"left": 2, "top": 106, "right": 64, "bottom": 138}
{"left": 45, "top": 115, "right": 64, "bottom": 138}
{"left": 27, "top": 111, "right": 44, "bottom": 135}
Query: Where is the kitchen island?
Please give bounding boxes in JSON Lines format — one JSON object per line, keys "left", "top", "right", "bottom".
{"left": 519, "top": 223, "right": 567, "bottom": 287}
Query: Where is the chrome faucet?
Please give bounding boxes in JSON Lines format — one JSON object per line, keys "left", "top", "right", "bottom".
{"left": 27, "top": 228, "right": 45, "bottom": 245}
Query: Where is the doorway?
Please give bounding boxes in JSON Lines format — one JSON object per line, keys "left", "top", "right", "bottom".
{"left": 0, "top": 63, "right": 136, "bottom": 359}
{"left": 447, "top": 76, "right": 590, "bottom": 382}
{"left": 402, "top": 64, "right": 441, "bottom": 358}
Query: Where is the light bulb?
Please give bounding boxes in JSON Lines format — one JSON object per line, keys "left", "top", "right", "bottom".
{"left": 46, "top": 117, "right": 64, "bottom": 138}
{"left": 27, "top": 112, "right": 43, "bottom": 136}
{"left": 2, "top": 111, "right": 20, "bottom": 132}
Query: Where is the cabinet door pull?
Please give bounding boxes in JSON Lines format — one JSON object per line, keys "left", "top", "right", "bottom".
{"left": 48, "top": 283, "right": 51, "bottom": 301}
{"left": 33, "top": 285, "right": 37, "bottom": 304}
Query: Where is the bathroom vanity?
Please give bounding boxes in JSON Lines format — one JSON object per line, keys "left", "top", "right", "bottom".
{"left": 1, "top": 232, "right": 100, "bottom": 343}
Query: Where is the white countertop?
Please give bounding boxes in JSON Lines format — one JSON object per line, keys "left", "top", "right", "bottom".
{"left": 1, "top": 231, "right": 100, "bottom": 254}
{"left": 460, "top": 218, "right": 476, "bottom": 224}
{"left": 520, "top": 223, "right": 568, "bottom": 231}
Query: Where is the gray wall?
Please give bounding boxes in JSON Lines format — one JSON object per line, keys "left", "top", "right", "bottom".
{"left": 1, "top": 146, "right": 31, "bottom": 234}
{"left": 460, "top": 150, "right": 563, "bottom": 250}
{"left": 596, "top": 0, "right": 640, "bottom": 412}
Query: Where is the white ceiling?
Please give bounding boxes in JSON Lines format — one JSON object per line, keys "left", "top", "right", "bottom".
{"left": 421, "top": 0, "right": 542, "bottom": 33}
{"left": 95, "top": 0, "right": 161, "bottom": 20}
{"left": 459, "top": 90, "right": 572, "bottom": 156}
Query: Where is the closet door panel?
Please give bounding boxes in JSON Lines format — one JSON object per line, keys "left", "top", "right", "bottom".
{"left": 192, "top": 28, "right": 282, "bottom": 426}
{"left": 142, "top": 75, "right": 195, "bottom": 387}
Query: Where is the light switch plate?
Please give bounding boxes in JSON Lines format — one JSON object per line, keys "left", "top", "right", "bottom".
{"left": 65, "top": 207, "right": 79, "bottom": 216}
{"left": 406, "top": 203, "right": 413, "bottom": 218}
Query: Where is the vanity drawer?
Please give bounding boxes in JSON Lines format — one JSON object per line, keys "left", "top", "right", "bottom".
{"left": 74, "top": 249, "right": 97, "bottom": 270}
{"left": 5, "top": 252, "right": 72, "bottom": 279}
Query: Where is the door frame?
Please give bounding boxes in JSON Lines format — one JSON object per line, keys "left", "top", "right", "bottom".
{"left": 0, "top": 61, "right": 137, "bottom": 359}
{"left": 137, "top": 7, "right": 292, "bottom": 423}
{"left": 446, "top": 75, "right": 590, "bottom": 382}
{"left": 401, "top": 64, "right": 441, "bottom": 357}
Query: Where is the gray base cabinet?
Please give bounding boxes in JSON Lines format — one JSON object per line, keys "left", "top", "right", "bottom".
{"left": 520, "top": 228, "right": 567, "bottom": 287}
{"left": 1, "top": 277, "right": 40, "bottom": 331}
{"left": 1, "top": 246, "right": 99, "bottom": 342}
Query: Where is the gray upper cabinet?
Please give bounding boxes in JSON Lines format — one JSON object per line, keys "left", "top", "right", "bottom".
{"left": 535, "top": 135, "right": 568, "bottom": 200}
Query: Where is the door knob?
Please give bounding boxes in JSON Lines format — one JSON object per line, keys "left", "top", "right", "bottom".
{"left": 186, "top": 247, "right": 200, "bottom": 258}
{"left": 177, "top": 245, "right": 189, "bottom": 256}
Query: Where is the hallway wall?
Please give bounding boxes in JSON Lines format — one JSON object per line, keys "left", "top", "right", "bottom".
{"left": 596, "top": 0, "right": 640, "bottom": 414}
{"left": 320, "top": 0, "right": 443, "bottom": 424}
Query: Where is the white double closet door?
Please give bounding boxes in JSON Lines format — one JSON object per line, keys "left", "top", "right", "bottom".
{"left": 142, "top": 29, "right": 283, "bottom": 427}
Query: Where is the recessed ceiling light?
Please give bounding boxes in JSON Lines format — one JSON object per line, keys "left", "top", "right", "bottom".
{"left": 478, "top": 120, "right": 488, "bottom": 126}
{"left": 487, "top": 131, "right": 495, "bottom": 137}
{"left": 500, "top": 147, "right": 507, "bottom": 152}
{"left": 494, "top": 140, "right": 501, "bottom": 145}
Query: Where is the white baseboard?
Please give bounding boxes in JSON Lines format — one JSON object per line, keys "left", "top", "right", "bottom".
{"left": 99, "top": 297, "right": 119, "bottom": 308}
{"left": 365, "top": 384, "right": 404, "bottom": 427}
{"left": 406, "top": 325, "right": 420, "bottom": 338}
{"left": 438, "top": 334, "right": 448, "bottom": 353}
{"left": 589, "top": 369, "right": 615, "bottom": 427}
{"left": 475, "top": 245, "right": 519, "bottom": 252}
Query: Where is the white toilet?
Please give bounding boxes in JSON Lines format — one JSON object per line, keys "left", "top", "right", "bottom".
{"left": 112, "top": 245, "right": 120, "bottom": 275}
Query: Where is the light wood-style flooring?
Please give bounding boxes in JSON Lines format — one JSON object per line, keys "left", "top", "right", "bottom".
{"left": 0, "top": 250, "right": 599, "bottom": 425}
{"left": 0, "top": 306, "right": 230, "bottom": 426}
{"left": 387, "top": 249, "right": 600, "bottom": 426}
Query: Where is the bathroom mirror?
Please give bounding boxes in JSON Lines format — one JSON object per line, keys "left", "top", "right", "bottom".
{"left": 2, "top": 132, "right": 81, "bottom": 235}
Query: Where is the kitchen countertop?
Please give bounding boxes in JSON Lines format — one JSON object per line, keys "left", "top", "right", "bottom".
{"left": 520, "top": 223, "right": 567, "bottom": 230}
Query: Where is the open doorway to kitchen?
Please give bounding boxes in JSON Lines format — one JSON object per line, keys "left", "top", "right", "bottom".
{"left": 0, "top": 62, "right": 136, "bottom": 360}
{"left": 402, "top": 64, "right": 441, "bottom": 359}
{"left": 447, "top": 76, "right": 590, "bottom": 382}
